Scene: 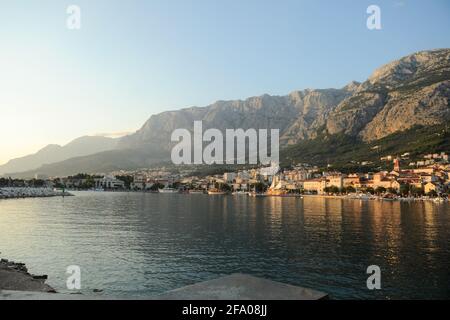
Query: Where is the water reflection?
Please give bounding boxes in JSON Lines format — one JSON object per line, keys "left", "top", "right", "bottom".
{"left": 0, "top": 193, "right": 449, "bottom": 299}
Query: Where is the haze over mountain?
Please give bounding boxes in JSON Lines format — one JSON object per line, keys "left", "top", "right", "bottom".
{"left": 0, "top": 136, "right": 117, "bottom": 176}
{"left": 5, "top": 49, "right": 450, "bottom": 178}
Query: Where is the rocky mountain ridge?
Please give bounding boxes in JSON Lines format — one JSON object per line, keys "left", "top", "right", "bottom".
{"left": 3, "top": 49, "right": 449, "bottom": 177}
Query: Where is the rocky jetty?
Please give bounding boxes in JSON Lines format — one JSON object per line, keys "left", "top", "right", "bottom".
{"left": 0, "top": 257, "right": 56, "bottom": 293}
{"left": 0, "top": 187, "right": 72, "bottom": 200}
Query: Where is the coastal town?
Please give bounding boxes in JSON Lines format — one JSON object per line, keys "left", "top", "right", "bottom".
{"left": 1, "top": 152, "right": 450, "bottom": 202}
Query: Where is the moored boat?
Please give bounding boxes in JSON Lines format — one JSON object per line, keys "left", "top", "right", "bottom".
{"left": 207, "top": 189, "right": 228, "bottom": 195}
{"left": 189, "top": 190, "right": 205, "bottom": 194}
{"left": 158, "top": 188, "right": 179, "bottom": 194}
{"left": 248, "top": 192, "right": 267, "bottom": 197}
{"left": 433, "top": 197, "right": 447, "bottom": 203}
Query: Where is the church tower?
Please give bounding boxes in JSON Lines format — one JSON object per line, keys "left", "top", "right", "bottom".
{"left": 393, "top": 158, "right": 400, "bottom": 172}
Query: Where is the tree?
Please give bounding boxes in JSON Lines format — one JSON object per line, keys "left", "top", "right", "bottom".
{"left": 328, "top": 186, "right": 340, "bottom": 194}
{"left": 410, "top": 186, "right": 424, "bottom": 197}
{"left": 79, "top": 179, "right": 95, "bottom": 190}
{"left": 218, "top": 183, "right": 231, "bottom": 192}
{"left": 375, "top": 187, "right": 386, "bottom": 195}
{"left": 324, "top": 186, "right": 342, "bottom": 194}
{"left": 387, "top": 188, "right": 398, "bottom": 195}
{"left": 399, "top": 183, "right": 411, "bottom": 196}
{"left": 116, "top": 175, "right": 134, "bottom": 189}
{"left": 149, "top": 183, "right": 165, "bottom": 191}
{"left": 70, "top": 173, "right": 90, "bottom": 180}
{"left": 427, "top": 190, "right": 438, "bottom": 197}
{"left": 252, "top": 182, "right": 267, "bottom": 193}
{"left": 168, "top": 181, "right": 181, "bottom": 189}
{"left": 366, "top": 187, "right": 375, "bottom": 195}
{"left": 345, "top": 186, "right": 356, "bottom": 194}
{"left": 0, "top": 178, "right": 8, "bottom": 187}
{"left": 30, "top": 179, "right": 45, "bottom": 187}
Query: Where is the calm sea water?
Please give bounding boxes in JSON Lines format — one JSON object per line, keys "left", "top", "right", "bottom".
{"left": 0, "top": 191, "right": 449, "bottom": 299}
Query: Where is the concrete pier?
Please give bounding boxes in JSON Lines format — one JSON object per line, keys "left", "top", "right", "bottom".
{"left": 156, "top": 274, "right": 328, "bottom": 300}
{"left": 1, "top": 273, "right": 328, "bottom": 300}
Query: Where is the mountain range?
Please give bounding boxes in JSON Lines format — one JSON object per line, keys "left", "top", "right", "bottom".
{"left": 2, "top": 48, "right": 449, "bottom": 178}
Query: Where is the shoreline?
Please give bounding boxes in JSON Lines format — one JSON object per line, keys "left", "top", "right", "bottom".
{"left": 0, "top": 257, "right": 56, "bottom": 293}
{"left": 63, "top": 189, "right": 447, "bottom": 203}
{"left": 301, "top": 193, "right": 447, "bottom": 202}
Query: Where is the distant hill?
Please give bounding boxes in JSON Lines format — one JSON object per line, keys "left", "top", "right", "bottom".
{"left": 0, "top": 136, "right": 118, "bottom": 176}
{"left": 9, "top": 147, "right": 169, "bottom": 179}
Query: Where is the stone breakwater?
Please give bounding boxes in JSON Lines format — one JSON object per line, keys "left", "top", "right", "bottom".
{"left": 0, "top": 187, "right": 72, "bottom": 199}
{"left": 0, "top": 257, "right": 56, "bottom": 293}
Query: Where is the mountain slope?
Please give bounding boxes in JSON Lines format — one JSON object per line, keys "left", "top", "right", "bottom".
{"left": 119, "top": 50, "right": 450, "bottom": 153}
{"left": 326, "top": 49, "right": 450, "bottom": 140}
{"left": 282, "top": 124, "right": 450, "bottom": 172}
{"left": 0, "top": 136, "right": 118, "bottom": 176}
{"left": 117, "top": 87, "right": 355, "bottom": 152}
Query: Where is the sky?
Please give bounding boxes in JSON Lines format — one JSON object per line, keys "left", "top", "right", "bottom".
{"left": 0, "top": 0, "right": 449, "bottom": 165}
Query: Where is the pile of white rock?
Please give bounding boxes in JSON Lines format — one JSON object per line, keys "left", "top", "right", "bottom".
{"left": 0, "top": 187, "right": 72, "bottom": 199}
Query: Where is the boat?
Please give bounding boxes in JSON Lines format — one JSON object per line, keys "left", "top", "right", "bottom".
{"left": 232, "top": 191, "right": 247, "bottom": 196}
{"left": 208, "top": 189, "right": 228, "bottom": 195}
{"left": 381, "top": 194, "right": 396, "bottom": 201}
{"left": 278, "top": 194, "right": 303, "bottom": 198}
{"left": 189, "top": 190, "right": 205, "bottom": 194}
{"left": 266, "top": 180, "right": 289, "bottom": 196}
{"left": 248, "top": 192, "right": 267, "bottom": 197}
{"left": 158, "top": 188, "right": 179, "bottom": 194}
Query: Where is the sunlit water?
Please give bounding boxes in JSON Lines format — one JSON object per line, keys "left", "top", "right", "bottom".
{"left": 1, "top": 191, "right": 449, "bottom": 299}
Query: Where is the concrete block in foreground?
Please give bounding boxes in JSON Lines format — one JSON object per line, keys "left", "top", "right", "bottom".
{"left": 156, "top": 273, "right": 328, "bottom": 300}
{"left": 1, "top": 274, "right": 328, "bottom": 300}
{"left": 0, "top": 290, "right": 96, "bottom": 300}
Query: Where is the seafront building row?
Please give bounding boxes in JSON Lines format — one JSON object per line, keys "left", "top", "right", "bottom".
{"left": 61, "top": 165, "right": 450, "bottom": 197}
{"left": 2, "top": 153, "right": 450, "bottom": 198}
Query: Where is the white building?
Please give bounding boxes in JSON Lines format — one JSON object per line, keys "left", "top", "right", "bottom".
{"left": 223, "top": 172, "right": 237, "bottom": 183}
{"left": 95, "top": 176, "right": 125, "bottom": 189}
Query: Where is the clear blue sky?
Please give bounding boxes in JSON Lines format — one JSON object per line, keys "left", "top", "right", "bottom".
{"left": 0, "top": 0, "right": 449, "bottom": 164}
